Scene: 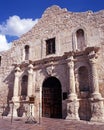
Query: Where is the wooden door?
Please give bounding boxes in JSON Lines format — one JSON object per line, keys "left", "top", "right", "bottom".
{"left": 42, "top": 77, "right": 62, "bottom": 118}
{"left": 42, "top": 88, "right": 51, "bottom": 117}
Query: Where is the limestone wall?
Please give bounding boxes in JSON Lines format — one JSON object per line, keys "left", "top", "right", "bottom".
{"left": 11, "top": 6, "right": 104, "bottom": 60}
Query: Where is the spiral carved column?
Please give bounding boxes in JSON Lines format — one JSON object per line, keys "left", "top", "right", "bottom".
{"left": 27, "top": 64, "right": 34, "bottom": 97}
{"left": 66, "top": 55, "right": 79, "bottom": 120}
{"left": 12, "top": 66, "right": 21, "bottom": 117}
{"left": 89, "top": 50, "right": 104, "bottom": 122}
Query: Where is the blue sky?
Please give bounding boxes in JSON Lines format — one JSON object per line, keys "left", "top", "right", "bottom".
{"left": 0, "top": 0, "right": 104, "bottom": 51}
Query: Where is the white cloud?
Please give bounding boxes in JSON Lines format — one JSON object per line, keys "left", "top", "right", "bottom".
{"left": 0, "top": 15, "right": 38, "bottom": 37}
{"left": 0, "top": 15, "right": 38, "bottom": 51}
{"left": 0, "top": 34, "right": 11, "bottom": 51}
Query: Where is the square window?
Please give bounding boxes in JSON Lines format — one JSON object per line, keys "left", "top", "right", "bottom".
{"left": 46, "top": 38, "right": 55, "bottom": 55}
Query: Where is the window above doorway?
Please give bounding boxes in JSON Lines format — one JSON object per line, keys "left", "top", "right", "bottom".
{"left": 46, "top": 38, "right": 55, "bottom": 55}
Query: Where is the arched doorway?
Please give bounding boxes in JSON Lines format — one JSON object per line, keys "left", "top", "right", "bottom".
{"left": 78, "top": 66, "right": 91, "bottom": 121}
{"left": 42, "top": 77, "right": 62, "bottom": 118}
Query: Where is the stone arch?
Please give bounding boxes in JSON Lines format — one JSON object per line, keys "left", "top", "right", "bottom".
{"left": 72, "top": 27, "right": 87, "bottom": 51}
{"left": 42, "top": 76, "right": 62, "bottom": 118}
{"left": 76, "top": 29, "right": 85, "bottom": 51}
{"left": 75, "top": 62, "right": 92, "bottom": 95}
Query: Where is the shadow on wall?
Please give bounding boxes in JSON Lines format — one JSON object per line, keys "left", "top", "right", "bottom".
{"left": 1, "top": 69, "right": 15, "bottom": 116}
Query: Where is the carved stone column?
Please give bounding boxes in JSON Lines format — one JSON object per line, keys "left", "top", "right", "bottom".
{"left": 66, "top": 55, "right": 79, "bottom": 120}
{"left": 12, "top": 66, "right": 21, "bottom": 117}
{"left": 89, "top": 50, "right": 104, "bottom": 122}
{"left": 26, "top": 64, "right": 36, "bottom": 117}
{"left": 67, "top": 55, "right": 77, "bottom": 100}
{"left": 12, "top": 66, "right": 21, "bottom": 102}
{"left": 27, "top": 64, "right": 34, "bottom": 97}
{"left": 89, "top": 57, "right": 101, "bottom": 99}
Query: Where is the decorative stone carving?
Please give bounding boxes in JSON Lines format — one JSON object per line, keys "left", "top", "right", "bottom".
{"left": 12, "top": 66, "right": 21, "bottom": 117}
{"left": 66, "top": 99, "right": 79, "bottom": 120}
{"left": 88, "top": 49, "right": 104, "bottom": 122}
{"left": 66, "top": 54, "right": 79, "bottom": 120}
{"left": 91, "top": 100, "right": 104, "bottom": 122}
{"left": 46, "top": 65, "right": 54, "bottom": 76}
{"left": 67, "top": 55, "right": 77, "bottom": 100}
{"left": 89, "top": 50, "right": 101, "bottom": 100}
{"left": 27, "top": 64, "right": 34, "bottom": 97}
{"left": 12, "top": 66, "right": 21, "bottom": 102}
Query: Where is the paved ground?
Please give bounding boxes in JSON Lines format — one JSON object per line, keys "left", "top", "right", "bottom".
{"left": 0, "top": 116, "right": 104, "bottom": 130}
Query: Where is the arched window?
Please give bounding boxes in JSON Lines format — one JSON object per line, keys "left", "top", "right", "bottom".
{"left": 25, "top": 45, "right": 29, "bottom": 60}
{"left": 21, "top": 75, "right": 28, "bottom": 99}
{"left": 76, "top": 29, "right": 85, "bottom": 51}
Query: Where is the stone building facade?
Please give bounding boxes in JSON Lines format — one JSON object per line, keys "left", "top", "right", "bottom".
{"left": 0, "top": 5, "right": 104, "bottom": 122}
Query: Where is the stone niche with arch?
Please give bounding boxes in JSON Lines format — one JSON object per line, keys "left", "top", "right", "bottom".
{"left": 77, "top": 65, "right": 91, "bottom": 121}
{"left": 78, "top": 66, "right": 90, "bottom": 98}
{"left": 24, "top": 45, "right": 30, "bottom": 61}
{"left": 72, "top": 28, "right": 86, "bottom": 52}
{"left": 75, "top": 59, "right": 92, "bottom": 121}
{"left": 20, "top": 75, "right": 28, "bottom": 100}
